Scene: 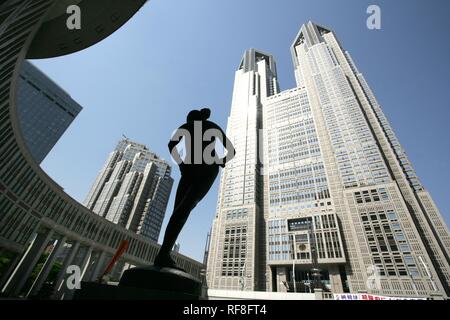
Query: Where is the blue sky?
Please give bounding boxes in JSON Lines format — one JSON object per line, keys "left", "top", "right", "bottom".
{"left": 33, "top": 0, "right": 450, "bottom": 261}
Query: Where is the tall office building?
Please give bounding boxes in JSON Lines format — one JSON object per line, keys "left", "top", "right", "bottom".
{"left": 207, "top": 49, "right": 279, "bottom": 291}
{"left": 207, "top": 22, "right": 450, "bottom": 298}
{"left": 84, "top": 139, "right": 173, "bottom": 242}
{"left": 17, "top": 60, "right": 82, "bottom": 164}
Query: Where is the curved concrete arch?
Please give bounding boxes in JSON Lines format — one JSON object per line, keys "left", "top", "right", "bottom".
{"left": 27, "top": 0, "right": 148, "bottom": 58}
{"left": 0, "top": 0, "right": 202, "bottom": 298}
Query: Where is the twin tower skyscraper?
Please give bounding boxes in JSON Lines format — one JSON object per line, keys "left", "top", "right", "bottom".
{"left": 206, "top": 22, "right": 450, "bottom": 298}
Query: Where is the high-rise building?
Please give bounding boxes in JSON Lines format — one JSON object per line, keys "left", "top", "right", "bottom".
{"left": 207, "top": 22, "right": 450, "bottom": 298}
{"left": 17, "top": 60, "right": 82, "bottom": 164}
{"left": 0, "top": 0, "right": 203, "bottom": 300}
{"left": 84, "top": 139, "right": 174, "bottom": 242}
{"left": 207, "top": 49, "right": 279, "bottom": 291}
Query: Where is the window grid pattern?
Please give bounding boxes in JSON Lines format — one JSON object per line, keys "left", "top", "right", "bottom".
{"left": 221, "top": 226, "right": 247, "bottom": 277}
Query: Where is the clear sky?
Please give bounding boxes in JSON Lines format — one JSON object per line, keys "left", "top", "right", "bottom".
{"left": 32, "top": 0, "right": 450, "bottom": 262}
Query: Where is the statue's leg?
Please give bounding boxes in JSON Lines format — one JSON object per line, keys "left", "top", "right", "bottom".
{"left": 155, "top": 166, "right": 218, "bottom": 267}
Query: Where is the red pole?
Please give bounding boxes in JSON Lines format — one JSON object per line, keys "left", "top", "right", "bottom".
{"left": 98, "top": 239, "right": 129, "bottom": 283}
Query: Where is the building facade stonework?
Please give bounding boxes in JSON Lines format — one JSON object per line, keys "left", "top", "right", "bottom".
{"left": 84, "top": 139, "right": 173, "bottom": 242}
{"left": 207, "top": 22, "right": 450, "bottom": 298}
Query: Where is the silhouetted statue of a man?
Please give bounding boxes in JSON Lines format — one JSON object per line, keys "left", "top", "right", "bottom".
{"left": 154, "top": 108, "right": 235, "bottom": 268}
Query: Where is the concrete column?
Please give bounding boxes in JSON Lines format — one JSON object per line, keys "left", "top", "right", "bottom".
{"left": 0, "top": 253, "right": 20, "bottom": 291}
{"left": 51, "top": 241, "right": 80, "bottom": 299}
{"left": 59, "top": 246, "right": 92, "bottom": 300}
{"left": 328, "top": 265, "right": 343, "bottom": 293}
{"left": 111, "top": 260, "right": 128, "bottom": 280}
{"left": 268, "top": 267, "right": 275, "bottom": 292}
{"left": 265, "top": 266, "right": 272, "bottom": 292}
{"left": 276, "top": 266, "right": 288, "bottom": 292}
{"left": 81, "top": 250, "right": 99, "bottom": 281}
{"left": 86, "top": 251, "right": 107, "bottom": 282}
{"left": 1, "top": 230, "right": 54, "bottom": 297}
{"left": 27, "top": 236, "right": 67, "bottom": 297}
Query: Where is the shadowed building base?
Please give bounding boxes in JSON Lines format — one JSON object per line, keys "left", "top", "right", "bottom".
{"left": 74, "top": 266, "right": 202, "bottom": 300}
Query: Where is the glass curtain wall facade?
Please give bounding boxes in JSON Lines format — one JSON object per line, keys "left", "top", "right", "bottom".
{"left": 17, "top": 60, "right": 82, "bottom": 164}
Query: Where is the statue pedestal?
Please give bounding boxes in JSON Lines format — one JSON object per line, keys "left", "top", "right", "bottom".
{"left": 73, "top": 266, "right": 202, "bottom": 300}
